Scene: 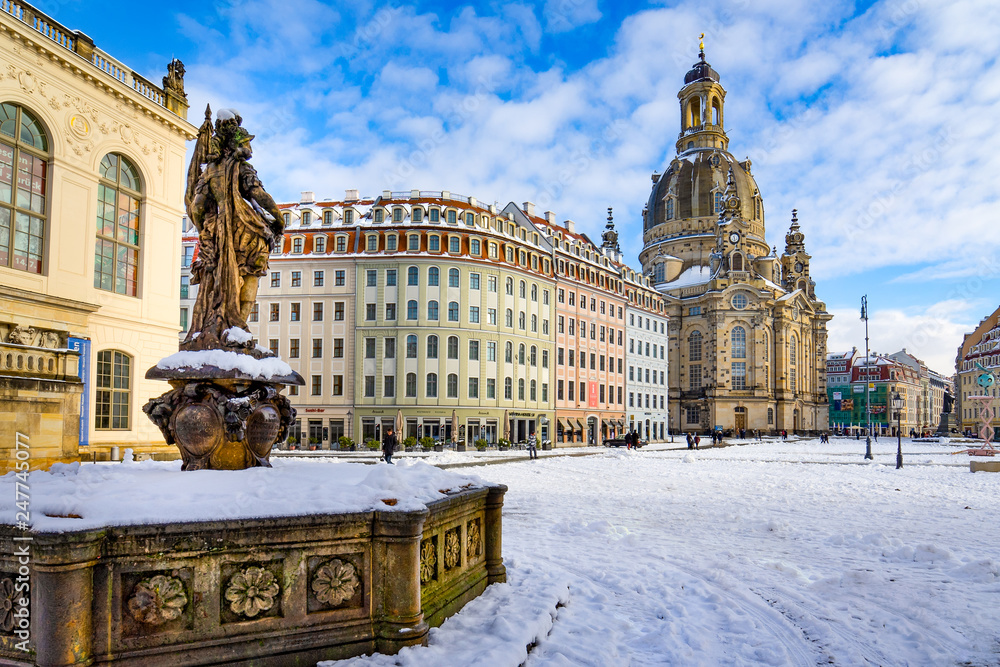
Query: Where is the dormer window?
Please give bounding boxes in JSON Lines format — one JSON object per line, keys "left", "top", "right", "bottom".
{"left": 367, "top": 234, "right": 378, "bottom": 252}
{"left": 408, "top": 234, "right": 420, "bottom": 251}
{"left": 386, "top": 234, "right": 397, "bottom": 251}
{"left": 413, "top": 207, "right": 423, "bottom": 222}
{"left": 374, "top": 209, "right": 384, "bottom": 223}
{"left": 344, "top": 209, "right": 354, "bottom": 225}
{"left": 447, "top": 210, "right": 457, "bottom": 224}
{"left": 449, "top": 236, "right": 460, "bottom": 253}
{"left": 283, "top": 212, "right": 291, "bottom": 225}
{"left": 393, "top": 207, "right": 404, "bottom": 222}
{"left": 429, "top": 208, "right": 440, "bottom": 222}
{"left": 323, "top": 210, "right": 333, "bottom": 225}
{"left": 301, "top": 211, "right": 311, "bottom": 225}
{"left": 292, "top": 237, "right": 304, "bottom": 254}
{"left": 335, "top": 235, "right": 347, "bottom": 252}
{"left": 314, "top": 236, "right": 327, "bottom": 253}
{"left": 428, "top": 235, "right": 440, "bottom": 252}
{"left": 465, "top": 212, "right": 475, "bottom": 226}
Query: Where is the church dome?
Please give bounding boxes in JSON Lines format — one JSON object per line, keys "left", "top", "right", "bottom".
{"left": 645, "top": 149, "right": 761, "bottom": 231}
{"left": 684, "top": 52, "right": 719, "bottom": 85}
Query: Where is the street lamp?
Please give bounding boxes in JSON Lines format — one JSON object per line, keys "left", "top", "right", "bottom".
{"left": 892, "top": 391, "right": 904, "bottom": 469}
{"left": 861, "top": 296, "right": 873, "bottom": 460}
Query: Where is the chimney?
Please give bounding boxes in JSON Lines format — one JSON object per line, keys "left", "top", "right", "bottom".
{"left": 545, "top": 211, "right": 556, "bottom": 224}
{"left": 300, "top": 191, "right": 314, "bottom": 204}
{"left": 345, "top": 189, "right": 360, "bottom": 201}
{"left": 564, "top": 219, "right": 575, "bottom": 233}
{"left": 522, "top": 201, "right": 535, "bottom": 217}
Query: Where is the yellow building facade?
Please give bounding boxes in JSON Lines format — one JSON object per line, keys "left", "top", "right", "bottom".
{"left": 0, "top": 5, "right": 195, "bottom": 471}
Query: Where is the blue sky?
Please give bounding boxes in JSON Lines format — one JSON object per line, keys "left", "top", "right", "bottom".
{"left": 41, "top": 0, "right": 1000, "bottom": 373}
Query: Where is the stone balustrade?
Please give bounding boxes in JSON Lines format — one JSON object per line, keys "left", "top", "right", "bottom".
{"left": 0, "top": 342, "right": 79, "bottom": 382}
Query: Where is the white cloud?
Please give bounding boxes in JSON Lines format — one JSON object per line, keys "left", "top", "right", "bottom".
{"left": 543, "top": 0, "right": 602, "bottom": 33}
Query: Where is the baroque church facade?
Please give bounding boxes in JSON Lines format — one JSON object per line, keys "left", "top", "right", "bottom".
{"left": 639, "top": 48, "right": 832, "bottom": 435}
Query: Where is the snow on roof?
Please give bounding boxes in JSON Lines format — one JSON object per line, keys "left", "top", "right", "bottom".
{"left": 665, "top": 264, "right": 714, "bottom": 288}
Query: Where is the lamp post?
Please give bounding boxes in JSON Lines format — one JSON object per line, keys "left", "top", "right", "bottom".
{"left": 861, "top": 296, "right": 873, "bottom": 460}
{"left": 892, "top": 391, "right": 904, "bottom": 469}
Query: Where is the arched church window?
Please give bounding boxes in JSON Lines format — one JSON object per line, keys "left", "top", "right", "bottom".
{"left": 688, "top": 331, "right": 702, "bottom": 362}
{"left": 96, "top": 153, "right": 143, "bottom": 295}
{"left": 0, "top": 103, "right": 48, "bottom": 274}
{"left": 789, "top": 335, "right": 797, "bottom": 366}
{"left": 731, "top": 253, "right": 743, "bottom": 271}
{"left": 731, "top": 326, "right": 746, "bottom": 359}
{"left": 666, "top": 199, "right": 674, "bottom": 220}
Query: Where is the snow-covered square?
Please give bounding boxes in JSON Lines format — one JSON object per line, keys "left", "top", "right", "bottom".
{"left": 327, "top": 438, "right": 999, "bottom": 666}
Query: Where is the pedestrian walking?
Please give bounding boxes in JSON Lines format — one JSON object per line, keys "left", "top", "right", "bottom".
{"left": 694, "top": 434, "right": 700, "bottom": 449}
{"left": 382, "top": 427, "right": 397, "bottom": 465}
{"left": 527, "top": 430, "right": 538, "bottom": 460}
{"left": 686, "top": 433, "right": 693, "bottom": 449}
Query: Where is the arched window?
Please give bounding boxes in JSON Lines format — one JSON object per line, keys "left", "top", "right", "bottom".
{"left": 767, "top": 407, "right": 774, "bottom": 424}
{"left": 531, "top": 314, "right": 537, "bottom": 332}
{"left": 426, "top": 335, "right": 438, "bottom": 359}
{"left": 505, "top": 277, "right": 513, "bottom": 295}
{"left": 96, "top": 153, "right": 143, "bottom": 294}
{"left": 407, "top": 300, "right": 418, "bottom": 320}
{"left": 666, "top": 199, "right": 674, "bottom": 220}
{"left": 518, "top": 343, "right": 525, "bottom": 365}
{"left": 406, "top": 334, "right": 417, "bottom": 358}
{"left": 428, "top": 266, "right": 439, "bottom": 286}
{"left": 688, "top": 331, "right": 703, "bottom": 362}
{"left": 505, "top": 309, "right": 513, "bottom": 327}
{"left": 530, "top": 345, "right": 537, "bottom": 366}
{"left": 0, "top": 104, "right": 48, "bottom": 274}
{"left": 96, "top": 349, "right": 131, "bottom": 430}
{"left": 505, "top": 342, "right": 512, "bottom": 363}
{"left": 448, "top": 336, "right": 459, "bottom": 359}
{"left": 790, "top": 335, "right": 797, "bottom": 366}
{"left": 518, "top": 378, "right": 525, "bottom": 401}
{"left": 407, "top": 266, "right": 418, "bottom": 285}
{"left": 449, "top": 268, "right": 459, "bottom": 287}
{"left": 711, "top": 97, "right": 721, "bottom": 125}
{"left": 518, "top": 312, "right": 525, "bottom": 330}
{"left": 426, "top": 373, "right": 438, "bottom": 398}
{"left": 427, "top": 300, "right": 438, "bottom": 320}
{"left": 731, "top": 326, "right": 746, "bottom": 359}
{"left": 530, "top": 379, "right": 536, "bottom": 401}
{"left": 688, "top": 97, "right": 701, "bottom": 127}
{"left": 731, "top": 253, "right": 743, "bottom": 271}
{"left": 405, "top": 373, "right": 416, "bottom": 397}
{"left": 519, "top": 280, "right": 526, "bottom": 298}
{"left": 448, "top": 301, "right": 459, "bottom": 321}
{"left": 531, "top": 284, "right": 537, "bottom": 301}
{"left": 504, "top": 377, "right": 512, "bottom": 400}
{"left": 447, "top": 373, "right": 458, "bottom": 398}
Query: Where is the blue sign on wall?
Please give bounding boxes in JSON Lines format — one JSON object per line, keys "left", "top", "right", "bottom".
{"left": 68, "top": 337, "right": 91, "bottom": 447}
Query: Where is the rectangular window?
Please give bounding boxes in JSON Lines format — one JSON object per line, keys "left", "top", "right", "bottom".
{"left": 314, "top": 270, "right": 324, "bottom": 286}
{"left": 290, "top": 303, "right": 300, "bottom": 321}
{"left": 248, "top": 303, "right": 258, "bottom": 322}
{"left": 686, "top": 406, "right": 700, "bottom": 424}
{"left": 386, "top": 269, "right": 397, "bottom": 286}
{"left": 289, "top": 339, "right": 300, "bottom": 358}
{"left": 335, "top": 270, "right": 345, "bottom": 286}
{"left": 333, "top": 339, "right": 344, "bottom": 358}
{"left": 334, "top": 302, "right": 345, "bottom": 320}
{"left": 364, "top": 375, "right": 375, "bottom": 397}
{"left": 384, "top": 375, "right": 395, "bottom": 397}
{"left": 568, "top": 349, "right": 575, "bottom": 367}
{"left": 690, "top": 364, "right": 702, "bottom": 390}
{"left": 487, "top": 341, "right": 497, "bottom": 361}
{"left": 386, "top": 303, "right": 397, "bottom": 320}
{"left": 270, "top": 272, "right": 280, "bottom": 288}
{"left": 732, "top": 362, "right": 746, "bottom": 390}
{"left": 311, "top": 375, "right": 321, "bottom": 396}
{"left": 568, "top": 381, "right": 574, "bottom": 401}
{"left": 365, "top": 338, "right": 376, "bottom": 359}
{"left": 385, "top": 338, "right": 395, "bottom": 358}
{"left": 313, "top": 302, "right": 323, "bottom": 321}
{"left": 487, "top": 378, "right": 496, "bottom": 399}
{"left": 469, "top": 377, "right": 479, "bottom": 399}
{"left": 312, "top": 339, "right": 322, "bottom": 358}
{"left": 408, "top": 234, "right": 420, "bottom": 250}
{"left": 488, "top": 308, "right": 497, "bottom": 325}
{"left": 470, "top": 306, "right": 480, "bottom": 323}
{"left": 557, "top": 348, "right": 564, "bottom": 365}
{"left": 470, "top": 273, "right": 480, "bottom": 289}
{"left": 488, "top": 276, "right": 497, "bottom": 292}
{"left": 269, "top": 304, "right": 279, "bottom": 321}
{"left": 268, "top": 339, "right": 279, "bottom": 356}
{"left": 291, "top": 271, "right": 301, "bottom": 287}
{"left": 469, "top": 340, "right": 480, "bottom": 360}
{"left": 367, "top": 269, "right": 377, "bottom": 286}
{"left": 366, "top": 303, "right": 376, "bottom": 321}
{"left": 579, "top": 382, "right": 586, "bottom": 401}
{"left": 429, "top": 236, "right": 440, "bottom": 252}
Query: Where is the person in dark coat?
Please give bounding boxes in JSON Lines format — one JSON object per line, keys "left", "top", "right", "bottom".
{"left": 382, "top": 428, "right": 397, "bottom": 464}
{"left": 686, "top": 433, "right": 693, "bottom": 449}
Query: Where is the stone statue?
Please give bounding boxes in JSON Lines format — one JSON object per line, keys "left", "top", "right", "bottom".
{"left": 942, "top": 391, "right": 953, "bottom": 414}
{"left": 183, "top": 106, "right": 286, "bottom": 353}
{"left": 162, "top": 59, "right": 186, "bottom": 98}
{"left": 143, "top": 106, "right": 302, "bottom": 471}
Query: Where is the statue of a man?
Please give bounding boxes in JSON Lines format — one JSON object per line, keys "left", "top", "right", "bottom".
{"left": 183, "top": 107, "right": 285, "bottom": 352}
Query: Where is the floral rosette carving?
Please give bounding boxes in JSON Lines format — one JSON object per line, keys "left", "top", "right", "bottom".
{"left": 311, "top": 559, "right": 359, "bottom": 607}
{"left": 420, "top": 539, "right": 437, "bottom": 584}
{"left": 225, "top": 566, "right": 279, "bottom": 618}
{"left": 1, "top": 577, "right": 15, "bottom": 632}
{"left": 127, "top": 574, "right": 187, "bottom": 625}
{"left": 444, "top": 529, "right": 461, "bottom": 570}
{"left": 467, "top": 520, "right": 482, "bottom": 559}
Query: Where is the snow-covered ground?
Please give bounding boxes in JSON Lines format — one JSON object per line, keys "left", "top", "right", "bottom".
{"left": 325, "top": 437, "right": 1000, "bottom": 667}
